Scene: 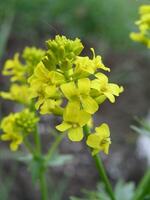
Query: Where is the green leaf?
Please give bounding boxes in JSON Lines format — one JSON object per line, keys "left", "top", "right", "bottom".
{"left": 47, "top": 153, "right": 73, "bottom": 167}
{"left": 114, "top": 180, "right": 135, "bottom": 200}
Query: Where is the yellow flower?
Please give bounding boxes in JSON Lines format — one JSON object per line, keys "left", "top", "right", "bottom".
{"left": 56, "top": 103, "right": 90, "bottom": 141}
{"left": 91, "top": 73, "right": 123, "bottom": 103}
{"left": 40, "top": 99, "right": 63, "bottom": 115}
{"left": 73, "top": 48, "right": 110, "bottom": 79}
{"left": 86, "top": 123, "right": 111, "bottom": 155}
{"left": 0, "top": 109, "right": 39, "bottom": 151}
{"left": 0, "top": 113, "right": 23, "bottom": 151}
{"left": 61, "top": 78, "right": 98, "bottom": 114}
{"left": 3, "top": 53, "right": 26, "bottom": 82}
{"left": 0, "top": 84, "right": 31, "bottom": 105}
{"left": 2, "top": 47, "right": 45, "bottom": 83}
{"left": 28, "top": 62, "right": 64, "bottom": 110}
{"left": 1, "top": 132, "right": 23, "bottom": 151}
{"left": 130, "top": 4, "right": 150, "bottom": 48}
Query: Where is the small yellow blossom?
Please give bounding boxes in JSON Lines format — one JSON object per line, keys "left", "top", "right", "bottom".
{"left": 86, "top": 123, "right": 111, "bottom": 155}
{"left": 28, "top": 62, "right": 64, "bottom": 111}
{"left": 91, "top": 73, "right": 123, "bottom": 103}
{"left": 0, "top": 84, "right": 31, "bottom": 105}
{"left": 1, "top": 132, "right": 23, "bottom": 151}
{"left": 61, "top": 78, "right": 98, "bottom": 114}
{"left": 0, "top": 109, "right": 39, "bottom": 151}
{"left": 56, "top": 103, "right": 90, "bottom": 141}
{"left": 3, "top": 53, "right": 26, "bottom": 82}
{"left": 73, "top": 48, "right": 110, "bottom": 79}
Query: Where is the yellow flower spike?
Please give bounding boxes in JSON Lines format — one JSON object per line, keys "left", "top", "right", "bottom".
{"left": 42, "top": 35, "right": 83, "bottom": 71}
{"left": 61, "top": 78, "right": 98, "bottom": 114}
{"left": 91, "top": 73, "right": 123, "bottom": 103}
{"left": 86, "top": 123, "right": 111, "bottom": 155}
{"left": 56, "top": 103, "right": 91, "bottom": 141}
{"left": 130, "top": 4, "right": 150, "bottom": 48}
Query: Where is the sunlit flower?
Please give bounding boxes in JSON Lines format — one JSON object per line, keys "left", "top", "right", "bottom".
{"left": 91, "top": 73, "right": 123, "bottom": 103}
{"left": 56, "top": 103, "right": 90, "bottom": 141}
{"left": 61, "top": 78, "right": 98, "bottom": 114}
{"left": 86, "top": 123, "right": 111, "bottom": 155}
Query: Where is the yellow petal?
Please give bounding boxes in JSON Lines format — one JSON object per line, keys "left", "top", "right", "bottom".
{"left": 68, "top": 127, "right": 83, "bottom": 141}
{"left": 104, "top": 92, "right": 115, "bottom": 103}
{"left": 81, "top": 96, "right": 98, "bottom": 114}
{"left": 56, "top": 122, "right": 71, "bottom": 132}
{"left": 95, "top": 73, "right": 108, "bottom": 84}
{"left": 95, "top": 123, "right": 110, "bottom": 137}
{"left": 78, "top": 78, "right": 90, "bottom": 95}
{"left": 86, "top": 134, "right": 101, "bottom": 149}
{"left": 63, "top": 102, "right": 80, "bottom": 123}
{"left": 78, "top": 110, "right": 91, "bottom": 126}
{"left": 61, "top": 82, "right": 77, "bottom": 100}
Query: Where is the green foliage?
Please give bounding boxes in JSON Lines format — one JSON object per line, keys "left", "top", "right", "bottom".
{"left": 70, "top": 181, "right": 135, "bottom": 200}
{"left": 0, "top": 0, "right": 149, "bottom": 49}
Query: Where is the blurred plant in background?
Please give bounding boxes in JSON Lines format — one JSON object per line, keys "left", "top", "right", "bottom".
{"left": 130, "top": 5, "right": 150, "bottom": 48}
{"left": 0, "top": 0, "right": 149, "bottom": 59}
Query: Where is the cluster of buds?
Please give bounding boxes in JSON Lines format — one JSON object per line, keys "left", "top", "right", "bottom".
{"left": 130, "top": 5, "right": 150, "bottom": 48}
{"left": 0, "top": 109, "right": 39, "bottom": 151}
{"left": 28, "top": 35, "right": 123, "bottom": 155}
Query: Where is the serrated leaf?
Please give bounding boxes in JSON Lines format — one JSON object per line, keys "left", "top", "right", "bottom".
{"left": 114, "top": 180, "right": 135, "bottom": 200}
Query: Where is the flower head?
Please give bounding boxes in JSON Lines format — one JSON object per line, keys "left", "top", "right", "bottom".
{"left": 86, "top": 123, "right": 111, "bottom": 155}
{"left": 56, "top": 103, "right": 90, "bottom": 141}
{"left": 91, "top": 73, "right": 123, "bottom": 103}
{"left": 0, "top": 109, "right": 39, "bottom": 151}
{"left": 61, "top": 78, "right": 98, "bottom": 114}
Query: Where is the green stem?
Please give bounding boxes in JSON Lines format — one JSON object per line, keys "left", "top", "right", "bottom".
{"left": 39, "top": 169, "right": 48, "bottom": 200}
{"left": 34, "top": 126, "right": 41, "bottom": 154}
{"left": 45, "top": 134, "right": 64, "bottom": 163}
{"left": 34, "top": 126, "right": 48, "bottom": 200}
{"left": 24, "top": 138, "right": 35, "bottom": 154}
{"left": 83, "top": 124, "right": 115, "bottom": 200}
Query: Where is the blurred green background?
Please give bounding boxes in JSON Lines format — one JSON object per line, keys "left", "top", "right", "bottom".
{"left": 0, "top": 0, "right": 150, "bottom": 200}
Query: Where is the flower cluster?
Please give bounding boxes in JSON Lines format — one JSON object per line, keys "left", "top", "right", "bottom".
{"left": 130, "top": 5, "right": 150, "bottom": 48}
{"left": 0, "top": 47, "right": 45, "bottom": 105}
{"left": 0, "top": 109, "right": 39, "bottom": 151}
{"left": 28, "top": 35, "right": 123, "bottom": 155}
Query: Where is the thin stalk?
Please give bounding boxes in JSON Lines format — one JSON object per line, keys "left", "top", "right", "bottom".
{"left": 83, "top": 124, "right": 115, "bottom": 200}
{"left": 45, "top": 134, "right": 64, "bottom": 163}
{"left": 39, "top": 170, "right": 48, "bottom": 200}
{"left": 34, "top": 126, "right": 48, "bottom": 200}
{"left": 24, "top": 138, "right": 35, "bottom": 154}
{"left": 34, "top": 126, "right": 41, "bottom": 154}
